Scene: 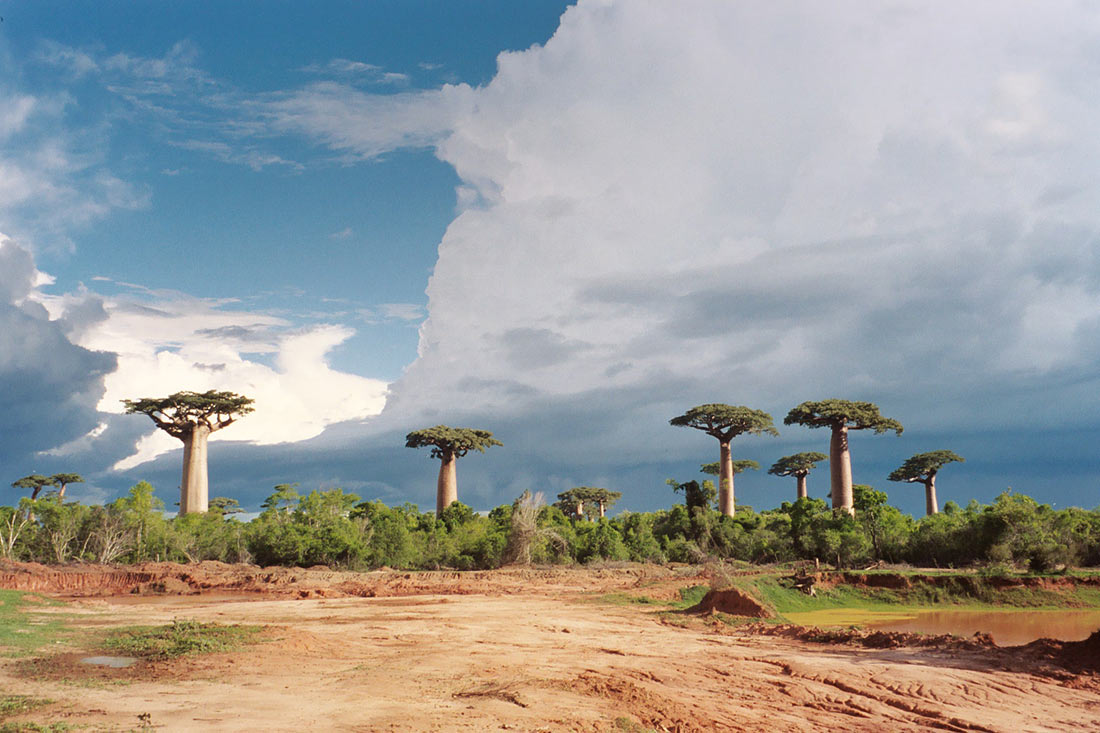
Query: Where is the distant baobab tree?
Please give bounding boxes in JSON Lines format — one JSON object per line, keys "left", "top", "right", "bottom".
{"left": 889, "top": 450, "right": 964, "bottom": 516}
{"left": 405, "top": 425, "right": 501, "bottom": 515}
{"left": 768, "top": 452, "right": 827, "bottom": 500}
{"left": 670, "top": 404, "right": 778, "bottom": 516}
{"left": 123, "top": 390, "right": 254, "bottom": 515}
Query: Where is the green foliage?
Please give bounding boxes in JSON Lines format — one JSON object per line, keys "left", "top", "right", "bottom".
{"left": 701, "top": 460, "right": 759, "bottom": 475}
{"left": 667, "top": 478, "right": 716, "bottom": 512}
{"left": 669, "top": 404, "right": 779, "bottom": 441}
{"left": 768, "top": 452, "right": 827, "bottom": 477}
{"left": 104, "top": 619, "right": 261, "bottom": 659}
{"left": 0, "top": 695, "right": 52, "bottom": 718}
{"left": 554, "top": 487, "right": 623, "bottom": 520}
{"left": 889, "top": 450, "right": 964, "bottom": 483}
{"left": 10, "top": 475, "right": 56, "bottom": 500}
{"left": 122, "top": 390, "right": 255, "bottom": 438}
{"left": 784, "top": 399, "right": 903, "bottom": 435}
{"left": 404, "top": 425, "right": 502, "bottom": 460}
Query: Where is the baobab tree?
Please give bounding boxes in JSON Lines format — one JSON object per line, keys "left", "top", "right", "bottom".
{"left": 556, "top": 487, "right": 622, "bottom": 520}
{"left": 768, "top": 452, "right": 827, "bottom": 500}
{"left": 50, "top": 473, "right": 84, "bottom": 501}
{"left": 12, "top": 474, "right": 56, "bottom": 501}
{"left": 784, "top": 400, "right": 902, "bottom": 514}
{"left": 122, "top": 390, "right": 254, "bottom": 515}
{"left": 670, "top": 404, "right": 778, "bottom": 516}
{"left": 888, "top": 450, "right": 964, "bottom": 516}
{"left": 405, "top": 425, "right": 501, "bottom": 515}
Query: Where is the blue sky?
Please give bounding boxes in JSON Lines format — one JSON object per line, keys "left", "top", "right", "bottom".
{"left": 2, "top": 1, "right": 1099, "bottom": 518}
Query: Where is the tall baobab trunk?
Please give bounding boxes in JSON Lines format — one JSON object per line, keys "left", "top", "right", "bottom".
{"left": 436, "top": 452, "right": 458, "bottom": 515}
{"left": 796, "top": 474, "right": 808, "bottom": 500}
{"left": 180, "top": 424, "right": 211, "bottom": 515}
{"left": 575, "top": 501, "right": 585, "bottom": 520}
{"left": 718, "top": 441, "right": 735, "bottom": 516}
{"left": 598, "top": 501, "right": 606, "bottom": 518}
{"left": 829, "top": 426, "right": 854, "bottom": 514}
{"left": 924, "top": 475, "right": 939, "bottom": 516}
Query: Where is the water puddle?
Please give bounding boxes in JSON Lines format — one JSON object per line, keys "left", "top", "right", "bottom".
{"left": 786, "top": 608, "right": 1100, "bottom": 646}
{"left": 869, "top": 609, "right": 1100, "bottom": 646}
{"left": 80, "top": 656, "right": 137, "bottom": 668}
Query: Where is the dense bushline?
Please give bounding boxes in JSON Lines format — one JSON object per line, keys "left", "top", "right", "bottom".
{"left": 1, "top": 481, "right": 1098, "bottom": 572}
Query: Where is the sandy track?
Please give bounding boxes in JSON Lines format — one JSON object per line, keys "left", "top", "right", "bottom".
{"left": 4, "top": 588, "right": 1100, "bottom": 732}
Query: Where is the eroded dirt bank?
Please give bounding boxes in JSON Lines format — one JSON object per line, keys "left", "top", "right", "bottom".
{"left": 2, "top": 563, "right": 1099, "bottom": 732}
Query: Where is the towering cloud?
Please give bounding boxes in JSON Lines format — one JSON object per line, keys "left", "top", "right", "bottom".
{"left": 379, "top": 1, "right": 1100, "bottom": 452}
{"left": 0, "top": 235, "right": 115, "bottom": 470}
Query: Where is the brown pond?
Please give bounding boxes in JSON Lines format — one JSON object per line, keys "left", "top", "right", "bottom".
{"left": 869, "top": 609, "right": 1100, "bottom": 646}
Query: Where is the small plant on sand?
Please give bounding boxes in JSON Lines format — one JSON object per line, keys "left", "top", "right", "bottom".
{"left": 104, "top": 619, "right": 262, "bottom": 659}
{"left": 0, "top": 695, "right": 52, "bottom": 719}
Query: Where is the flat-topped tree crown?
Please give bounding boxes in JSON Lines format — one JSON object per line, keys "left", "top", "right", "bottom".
{"left": 122, "top": 390, "right": 255, "bottom": 439}
{"left": 406, "top": 425, "right": 502, "bottom": 515}
{"left": 784, "top": 400, "right": 902, "bottom": 514}
{"left": 768, "top": 452, "right": 827, "bottom": 478}
{"left": 671, "top": 404, "right": 778, "bottom": 517}
{"left": 405, "top": 425, "right": 502, "bottom": 459}
{"left": 12, "top": 474, "right": 57, "bottom": 501}
{"left": 889, "top": 450, "right": 964, "bottom": 516}
{"left": 783, "top": 400, "right": 903, "bottom": 435}
{"left": 888, "top": 450, "right": 964, "bottom": 482}
{"left": 670, "top": 404, "right": 780, "bottom": 441}
{"left": 122, "top": 390, "right": 254, "bottom": 515}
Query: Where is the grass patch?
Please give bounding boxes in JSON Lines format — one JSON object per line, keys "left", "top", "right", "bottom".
{"left": 104, "top": 619, "right": 262, "bottom": 660}
{"left": 0, "top": 695, "right": 52, "bottom": 719}
{"left": 0, "top": 723, "right": 71, "bottom": 732}
{"left": 0, "top": 591, "right": 73, "bottom": 658}
{"left": 591, "top": 584, "right": 710, "bottom": 611}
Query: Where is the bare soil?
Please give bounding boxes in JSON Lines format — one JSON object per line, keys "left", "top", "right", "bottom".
{"left": 2, "top": 561, "right": 1099, "bottom": 732}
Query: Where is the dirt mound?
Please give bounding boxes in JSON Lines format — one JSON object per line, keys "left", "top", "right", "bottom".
{"left": 1020, "top": 630, "right": 1100, "bottom": 675}
{"left": 738, "top": 622, "right": 995, "bottom": 651}
{"left": 690, "top": 587, "right": 771, "bottom": 617}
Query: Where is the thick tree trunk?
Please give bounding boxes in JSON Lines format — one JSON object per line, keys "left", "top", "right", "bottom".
{"left": 436, "top": 453, "right": 458, "bottom": 515}
{"left": 598, "top": 501, "right": 606, "bottom": 518}
{"left": 925, "top": 476, "right": 939, "bottom": 516}
{"left": 718, "top": 440, "right": 735, "bottom": 516}
{"left": 796, "top": 474, "right": 808, "bottom": 500}
{"left": 829, "top": 426, "right": 854, "bottom": 515}
{"left": 180, "top": 424, "right": 211, "bottom": 515}
{"left": 575, "top": 501, "right": 585, "bottom": 520}
{"left": 57, "top": 483, "right": 66, "bottom": 500}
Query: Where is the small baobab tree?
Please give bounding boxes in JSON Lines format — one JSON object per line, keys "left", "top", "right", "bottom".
{"left": 768, "top": 452, "right": 827, "bottom": 500}
{"left": 122, "top": 390, "right": 255, "bottom": 515}
{"left": 556, "top": 487, "right": 622, "bottom": 520}
{"left": 670, "top": 404, "right": 778, "bottom": 516}
{"left": 888, "top": 450, "right": 964, "bottom": 516}
{"left": 50, "top": 473, "right": 84, "bottom": 501}
{"left": 784, "top": 400, "right": 902, "bottom": 515}
{"left": 405, "top": 425, "right": 501, "bottom": 515}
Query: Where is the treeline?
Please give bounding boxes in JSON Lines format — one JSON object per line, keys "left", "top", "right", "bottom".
{"left": 2, "top": 481, "right": 1099, "bottom": 573}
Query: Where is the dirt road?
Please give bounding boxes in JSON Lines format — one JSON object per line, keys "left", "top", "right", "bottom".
{"left": 2, "top": 564, "right": 1099, "bottom": 731}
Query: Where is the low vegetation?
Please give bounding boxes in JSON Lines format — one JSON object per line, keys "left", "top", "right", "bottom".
{"left": 1, "top": 479, "right": 1099, "bottom": 574}
{"left": 104, "top": 619, "right": 262, "bottom": 660}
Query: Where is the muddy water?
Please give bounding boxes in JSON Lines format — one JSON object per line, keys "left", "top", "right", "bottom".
{"left": 869, "top": 609, "right": 1100, "bottom": 646}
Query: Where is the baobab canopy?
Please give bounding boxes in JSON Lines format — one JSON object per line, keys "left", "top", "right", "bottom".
{"left": 122, "top": 390, "right": 256, "bottom": 438}
{"left": 889, "top": 450, "right": 965, "bottom": 516}
{"left": 404, "top": 426, "right": 502, "bottom": 458}
{"left": 783, "top": 400, "right": 903, "bottom": 435}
